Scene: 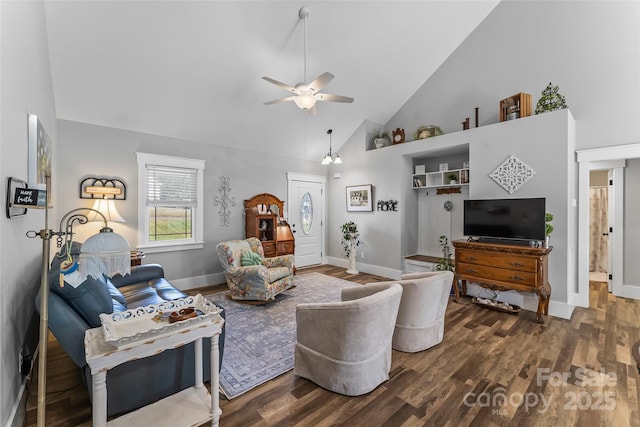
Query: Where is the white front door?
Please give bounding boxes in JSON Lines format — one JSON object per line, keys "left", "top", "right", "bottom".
{"left": 287, "top": 173, "right": 325, "bottom": 268}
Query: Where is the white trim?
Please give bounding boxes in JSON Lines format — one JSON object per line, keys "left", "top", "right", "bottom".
{"left": 589, "top": 160, "right": 626, "bottom": 170}
{"left": 137, "top": 241, "right": 204, "bottom": 254}
{"left": 287, "top": 172, "right": 327, "bottom": 268}
{"left": 576, "top": 143, "right": 640, "bottom": 162}
{"left": 286, "top": 172, "right": 327, "bottom": 184}
{"left": 6, "top": 372, "right": 29, "bottom": 427}
{"left": 136, "top": 152, "right": 205, "bottom": 252}
{"left": 170, "top": 272, "right": 227, "bottom": 291}
{"left": 326, "top": 256, "right": 403, "bottom": 280}
{"left": 576, "top": 143, "right": 640, "bottom": 307}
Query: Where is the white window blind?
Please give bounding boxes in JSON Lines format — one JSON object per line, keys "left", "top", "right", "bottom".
{"left": 145, "top": 164, "right": 198, "bottom": 207}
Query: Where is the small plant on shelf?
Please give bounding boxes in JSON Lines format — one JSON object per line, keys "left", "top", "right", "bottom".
{"left": 544, "top": 212, "right": 554, "bottom": 247}
{"left": 340, "top": 221, "right": 361, "bottom": 258}
{"left": 446, "top": 172, "right": 458, "bottom": 184}
{"left": 545, "top": 212, "right": 554, "bottom": 236}
{"left": 436, "top": 235, "right": 454, "bottom": 272}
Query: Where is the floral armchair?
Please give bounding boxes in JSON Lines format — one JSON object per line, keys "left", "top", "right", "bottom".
{"left": 216, "top": 237, "right": 295, "bottom": 301}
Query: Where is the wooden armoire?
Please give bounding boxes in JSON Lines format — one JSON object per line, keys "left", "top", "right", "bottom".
{"left": 244, "top": 193, "right": 294, "bottom": 258}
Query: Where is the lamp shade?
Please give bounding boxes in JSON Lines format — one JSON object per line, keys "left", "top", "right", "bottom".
{"left": 90, "top": 198, "right": 125, "bottom": 223}
{"left": 293, "top": 94, "right": 317, "bottom": 110}
{"left": 79, "top": 228, "right": 130, "bottom": 279}
{"left": 333, "top": 154, "right": 342, "bottom": 164}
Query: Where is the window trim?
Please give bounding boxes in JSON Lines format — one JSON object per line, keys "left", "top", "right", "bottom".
{"left": 136, "top": 152, "right": 205, "bottom": 253}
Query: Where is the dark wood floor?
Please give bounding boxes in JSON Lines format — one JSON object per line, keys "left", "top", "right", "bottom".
{"left": 24, "top": 266, "right": 640, "bottom": 426}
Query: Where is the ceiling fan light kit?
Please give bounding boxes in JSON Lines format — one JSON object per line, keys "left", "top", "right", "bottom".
{"left": 262, "top": 6, "right": 354, "bottom": 114}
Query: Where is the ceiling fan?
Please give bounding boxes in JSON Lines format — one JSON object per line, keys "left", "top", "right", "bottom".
{"left": 262, "top": 6, "right": 354, "bottom": 115}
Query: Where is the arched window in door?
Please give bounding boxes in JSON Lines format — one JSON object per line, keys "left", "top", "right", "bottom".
{"left": 300, "top": 192, "right": 313, "bottom": 235}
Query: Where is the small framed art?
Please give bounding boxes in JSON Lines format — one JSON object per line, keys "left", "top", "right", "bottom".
{"left": 6, "top": 177, "right": 28, "bottom": 218}
{"left": 346, "top": 184, "right": 373, "bottom": 212}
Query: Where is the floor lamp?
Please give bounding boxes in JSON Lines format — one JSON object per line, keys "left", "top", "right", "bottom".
{"left": 25, "top": 177, "right": 130, "bottom": 426}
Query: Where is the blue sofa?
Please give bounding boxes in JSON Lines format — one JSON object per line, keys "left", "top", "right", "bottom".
{"left": 36, "top": 242, "right": 225, "bottom": 417}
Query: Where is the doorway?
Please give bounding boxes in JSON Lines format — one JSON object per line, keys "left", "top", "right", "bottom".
{"left": 287, "top": 172, "right": 326, "bottom": 268}
{"left": 577, "top": 144, "right": 640, "bottom": 307}
{"left": 589, "top": 170, "right": 609, "bottom": 291}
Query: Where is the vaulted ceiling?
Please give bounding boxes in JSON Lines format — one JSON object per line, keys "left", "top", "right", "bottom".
{"left": 43, "top": 1, "right": 499, "bottom": 162}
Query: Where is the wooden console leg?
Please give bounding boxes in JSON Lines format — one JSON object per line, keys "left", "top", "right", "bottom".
{"left": 452, "top": 276, "right": 460, "bottom": 303}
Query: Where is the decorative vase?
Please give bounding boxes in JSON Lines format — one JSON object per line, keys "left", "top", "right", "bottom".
{"left": 374, "top": 137, "right": 387, "bottom": 149}
{"left": 544, "top": 235, "right": 550, "bottom": 248}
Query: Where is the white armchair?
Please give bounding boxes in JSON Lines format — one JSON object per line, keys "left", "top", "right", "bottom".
{"left": 294, "top": 282, "right": 403, "bottom": 396}
{"left": 375, "top": 271, "right": 454, "bottom": 353}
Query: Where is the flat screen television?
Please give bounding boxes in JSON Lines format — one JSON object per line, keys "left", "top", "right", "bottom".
{"left": 463, "top": 198, "right": 546, "bottom": 242}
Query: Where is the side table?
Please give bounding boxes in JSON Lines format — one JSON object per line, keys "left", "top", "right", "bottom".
{"left": 84, "top": 314, "right": 223, "bottom": 427}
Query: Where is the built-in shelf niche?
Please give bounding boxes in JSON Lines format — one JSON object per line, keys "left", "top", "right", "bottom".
{"left": 411, "top": 150, "right": 469, "bottom": 190}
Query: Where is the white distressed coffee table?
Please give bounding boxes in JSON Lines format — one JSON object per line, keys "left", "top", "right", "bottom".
{"left": 84, "top": 314, "right": 224, "bottom": 427}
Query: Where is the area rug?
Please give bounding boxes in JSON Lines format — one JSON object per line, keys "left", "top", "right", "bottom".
{"left": 206, "top": 272, "right": 357, "bottom": 399}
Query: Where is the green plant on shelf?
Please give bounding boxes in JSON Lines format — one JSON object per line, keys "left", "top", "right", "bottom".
{"left": 545, "top": 212, "right": 554, "bottom": 236}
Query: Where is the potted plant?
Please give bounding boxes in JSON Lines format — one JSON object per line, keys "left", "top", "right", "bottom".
{"left": 341, "top": 221, "right": 361, "bottom": 274}
{"left": 370, "top": 130, "right": 390, "bottom": 149}
{"left": 545, "top": 212, "right": 554, "bottom": 248}
{"left": 447, "top": 172, "right": 458, "bottom": 185}
{"left": 436, "top": 235, "right": 454, "bottom": 272}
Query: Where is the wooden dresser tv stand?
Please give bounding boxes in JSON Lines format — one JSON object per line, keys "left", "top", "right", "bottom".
{"left": 452, "top": 239, "right": 552, "bottom": 323}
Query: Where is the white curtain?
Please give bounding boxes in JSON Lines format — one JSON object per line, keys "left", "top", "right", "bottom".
{"left": 589, "top": 187, "right": 608, "bottom": 272}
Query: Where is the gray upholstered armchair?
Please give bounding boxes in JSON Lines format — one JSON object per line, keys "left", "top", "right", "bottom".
{"left": 377, "top": 271, "right": 455, "bottom": 353}
{"left": 294, "top": 282, "right": 403, "bottom": 396}
{"left": 216, "top": 237, "right": 295, "bottom": 302}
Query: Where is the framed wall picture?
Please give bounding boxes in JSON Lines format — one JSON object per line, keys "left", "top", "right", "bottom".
{"left": 6, "top": 177, "right": 28, "bottom": 218}
{"left": 28, "top": 114, "right": 52, "bottom": 191}
{"left": 346, "top": 184, "right": 373, "bottom": 212}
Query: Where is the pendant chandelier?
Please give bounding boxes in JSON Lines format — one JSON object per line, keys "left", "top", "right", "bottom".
{"left": 321, "top": 129, "right": 342, "bottom": 165}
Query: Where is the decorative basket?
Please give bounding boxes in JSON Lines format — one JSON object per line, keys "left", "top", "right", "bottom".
{"left": 472, "top": 297, "right": 521, "bottom": 314}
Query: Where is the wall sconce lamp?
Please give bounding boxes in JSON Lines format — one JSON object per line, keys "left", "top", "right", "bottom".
{"left": 80, "top": 176, "right": 126, "bottom": 223}
{"left": 321, "top": 129, "right": 342, "bottom": 165}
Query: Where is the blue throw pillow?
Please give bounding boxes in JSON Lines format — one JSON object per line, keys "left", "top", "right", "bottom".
{"left": 105, "top": 276, "right": 127, "bottom": 306}
{"left": 50, "top": 274, "right": 113, "bottom": 327}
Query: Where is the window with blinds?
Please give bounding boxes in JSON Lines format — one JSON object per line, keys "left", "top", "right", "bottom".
{"left": 136, "top": 153, "right": 205, "bottom": 251}
{"left": 145, "top": 165, "right": 196, "bottom": 241}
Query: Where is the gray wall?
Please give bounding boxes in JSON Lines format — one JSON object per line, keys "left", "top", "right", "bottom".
{"left": 56, "top": 120, "right": 327, "bottom": 284}
{"left": 0, "top": 1, "right": 58, "bottom": 425}
{"left": 326, "top": 0, "right": 638, "bottom": 298}
{"left": 386, "top": 0, "right": 639, "bottom": 151}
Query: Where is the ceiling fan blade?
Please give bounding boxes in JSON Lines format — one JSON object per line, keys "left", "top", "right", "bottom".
{"left": 306, "top": 105, "right": 317, "bottom": 115}
{"left": 264, "top": 96, "right": 296, "bottom": 105}
{"left": 262, "top": 76, "right": 298, "bottom": 94}
{"left": 315, "top": 93, "right": 354, "bottom": 103}
{"left": 307, "top": 72, "right": 334, "bottom": 93}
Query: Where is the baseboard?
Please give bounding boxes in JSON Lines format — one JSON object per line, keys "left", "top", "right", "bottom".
{"left": 620, "top": 284, "right": 640, "bottom": 300}
{"left": 170, "top": 272, "right": 226, "bottom": 291}
{"left": 6, "top": 373, "right": 29, "bottom": 427}
{"left": 325, "top": 257, "right": 402, "bottom": 280}
{"left": 548, "top": 300, "right": 576, "bottom": 320}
